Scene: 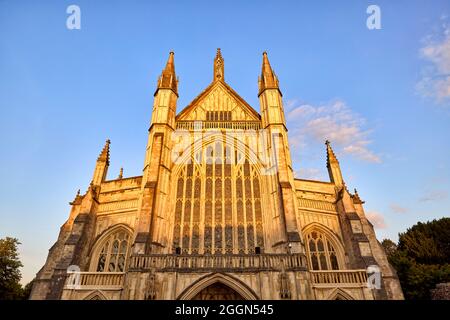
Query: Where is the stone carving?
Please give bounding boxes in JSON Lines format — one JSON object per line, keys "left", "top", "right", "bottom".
{"left": 144, "top": 271, "right": 157, "bottom": 300}
{"left": 279, "top": 271, "right": 291, "bottom": 299}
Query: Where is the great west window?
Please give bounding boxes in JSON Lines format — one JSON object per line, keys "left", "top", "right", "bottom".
{"left": 172, "top": 141, "right": 264, "bottom": 254}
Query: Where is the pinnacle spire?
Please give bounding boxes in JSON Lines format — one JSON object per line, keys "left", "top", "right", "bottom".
{"left": 353, "top": 188, "right": 364, "bottom": 204}
{"left": 97, "top": 139, "right": 110, "bottom": 165}
{"left": 118, "top": 167, "right": 123, "bottom": 179}
{"left": 213, "top": 48, "right": 224, "bottom": 81}
{"left": 325, "top": 140, "right": 339, "bottom": 164}
{"left": 70, "top": 188, "right": 83, "bottom": 205}
{"left": 325, "top": 140, "right": 343, "bottom": 186}
{"left": 156, "top": 51, "right": 178, "bottom": 96}
{"left": 258, "top": 51, "right": 280, "bottom": 96}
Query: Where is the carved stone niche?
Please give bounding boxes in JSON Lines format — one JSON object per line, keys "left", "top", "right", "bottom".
{"left": 279, "top": 272, "right": 291, "bottom": 300}
{"left": 144, "top": 271, "right": 158, "bottom": 300}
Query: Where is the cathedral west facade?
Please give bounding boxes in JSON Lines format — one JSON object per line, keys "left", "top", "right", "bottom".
{"left": 30, "top": 50, "right": 404, "bottom": 300}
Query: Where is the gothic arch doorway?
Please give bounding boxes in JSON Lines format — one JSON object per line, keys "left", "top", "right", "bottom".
{"left": 177, "top": 273, "right": 259, "bottom": 300}
{"left": 326, "top": 288, "right": 355, "bottom": 300}
{"left": 192, "top": 282, "right": 244, "bottom": 300}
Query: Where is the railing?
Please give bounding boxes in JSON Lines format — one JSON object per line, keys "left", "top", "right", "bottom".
{"left": 129, "top": 253, "right": 307, "bottom": 272}
{"left": 63, "top": 264, "right": 367, "bottom": 291}
{"left": 310, "top": 270, "right": 368, "bottom": 286}
{"left": 298, "top": 198, "right": 336, "bottom": 212}
{"left": 176, "top": 121, "right": 261, "bottom": 131}
{"left": 64, "top": 272, "right": 125, "bottom": 289}
{"left": 97, "top": 199, "right": 139, "bottom": 213}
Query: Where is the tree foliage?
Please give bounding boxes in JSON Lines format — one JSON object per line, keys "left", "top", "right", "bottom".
{"left": 0, "top": 237, "right": 30, "bottom": 300}
{"left": 398, "top": 218, "right": 450, "bottom": 265}
{"left": 382, "top": 217, "right": 450, "bottom": 300}
{"left": 381, "top": 239, "right": 397, "bottom": 257}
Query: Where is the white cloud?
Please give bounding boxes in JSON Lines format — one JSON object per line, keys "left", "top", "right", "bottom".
{"left": 294, "top": 168, "right": 323, "bottom": 180}
{"left": 389, "top": 203, "right": 408, "bottom": 214}
{"left": 343, "top": 143, "right": 381, "bottom": 163}
{"left": 417, "top": 19, "right": 450, "bottom": 104}
{"left": 286, "top": 100, "right": 381, "bottom": 163}
{"left": 366, "top": 211, "right": 387, "bottom": 229}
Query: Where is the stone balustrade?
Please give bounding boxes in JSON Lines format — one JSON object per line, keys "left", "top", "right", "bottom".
{"left": 176, "top": 121, "right": 261, "bottom": 131}
{"left": 97, "top": 199, "right": 139, "bottom": 213}
{"left": 129, "top": 253, "right": 307, "bottom": 272}
{"left": 63, "top": 263, "right": 368, "bottom": 292}
{"left": 64, "top": 272, "right": 125, "bottom": 289}
{"left": 298, "top": 198, "right": 336, "bottom": 212}
{"left": 310, "top": 270, "right": 368, "bottom": 286}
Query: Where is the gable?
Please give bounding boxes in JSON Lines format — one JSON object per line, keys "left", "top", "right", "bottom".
{"left": 176, "top": 81, "right": 261, "bottom": 121}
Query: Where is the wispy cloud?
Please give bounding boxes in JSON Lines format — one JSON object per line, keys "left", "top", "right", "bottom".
{"left": 416, "top": 17, "right": 450, "bottom": 105}
{"left": 419, "top": 190, "right": 448, "bottom": 202}
{"left": 286, "top": 100, "right": 381, "bottom": 163}
{"left": 366, "top": 211, "right": 387, "bottom": 229}
{"left": 390, "top": 203, "right": 408, "bottom": 214}
{"left": 294, "top": 168, "right": 323, "bottom": 180}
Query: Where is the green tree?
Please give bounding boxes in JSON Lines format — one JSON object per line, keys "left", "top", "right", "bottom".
{"left": 0, "top": 237, "right": 24, "bottom": 300}
{"left": 381, "top": 239, "right": 397, "bottom": 257}
{"left": 21, "top": 280, "right": 33, "bottom": 300}
{"left": 383, "top": 217, "right": 450, "bottom": 300}
{"left": 398, "top": 218, "right": 450, "bottom": 265}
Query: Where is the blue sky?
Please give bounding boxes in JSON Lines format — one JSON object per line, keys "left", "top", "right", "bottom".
{"left": 0, "top": 0, "right": 449, "bottom": 284}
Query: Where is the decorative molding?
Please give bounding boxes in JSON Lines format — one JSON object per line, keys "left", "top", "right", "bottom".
{"left": 298, "top": 198, "right": 336, "bottom": 212}
{"left": 97, "top": 199, "right": 138, "bottom": 213}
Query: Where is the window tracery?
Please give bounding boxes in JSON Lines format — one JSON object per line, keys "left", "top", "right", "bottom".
{"left": 95, "top": 229, "right": 131, "bottom": 272}
{"left": 305, "top": 231, "right": 340, "bottom": 270}
{"left": 173, "top": 141, "right": 264, "bottom": 254}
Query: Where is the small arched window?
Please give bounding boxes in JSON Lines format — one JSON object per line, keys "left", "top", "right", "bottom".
{"left": 95, "top": 229, "right": 130, "bottom": 272}
{"left": 306, "top": 231, "right": 340, "bottom": 270}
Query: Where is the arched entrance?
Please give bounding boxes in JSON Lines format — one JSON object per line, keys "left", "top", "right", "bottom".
{"left": 83, "top": 290, "right": 108, "bottom": 300}
{"left": 326, "top": 288, "right": 355, "bottom": 300}
{"left": 177, "top": 273, "right": 259, "bottom": 300}
{"left": 192, "top": 282, "right": 244, "bottom": 300}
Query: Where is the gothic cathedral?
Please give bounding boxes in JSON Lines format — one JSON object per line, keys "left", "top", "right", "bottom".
{"left": 30, "top": 50, "right": 404, "bottom": 300}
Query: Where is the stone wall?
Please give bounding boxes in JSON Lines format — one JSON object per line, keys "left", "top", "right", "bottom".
{"left": 431, "top": 283, "right": 450, "bottom": 300}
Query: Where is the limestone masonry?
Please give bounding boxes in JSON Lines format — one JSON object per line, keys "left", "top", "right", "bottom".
{"left": 30, "top": 50, "right": 404, "bottom": 300}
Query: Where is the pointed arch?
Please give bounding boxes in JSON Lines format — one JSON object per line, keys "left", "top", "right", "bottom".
{"left": 88, "top": 224, "right": 133, "bottom": 272}
{"left": 172, "top": 131, "right": 264, "bottom": 177}
{"left": 326, "top": 288, "right": 355, "bottom": 300}
{"left": 170, "top": 133, "right": 267, "bottom": 255}
{"left": 302, "top": 223, "right": 346, "bottom": 270}
{"left": 177, "top": 273, "right": 259, "bottom": 300}
{"left": 83, "top": 290, "right": 108, "bottom": 300}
